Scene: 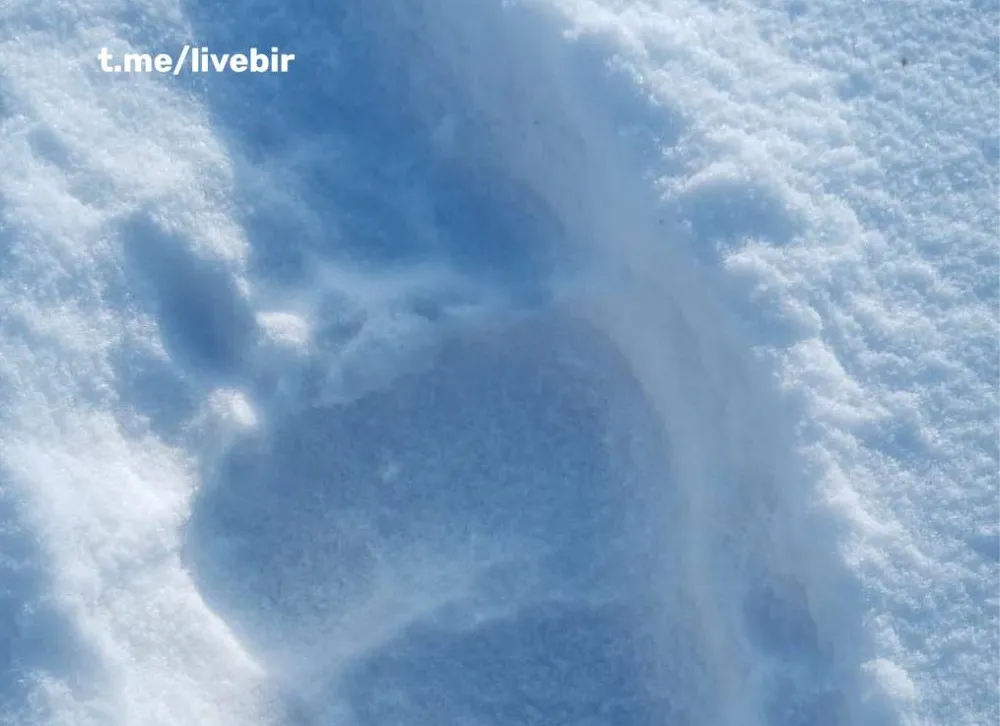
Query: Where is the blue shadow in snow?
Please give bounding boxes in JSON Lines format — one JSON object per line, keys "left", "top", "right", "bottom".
{"left": 0, "top": 200, "right": 13, "bottom": 285}
{"left": 343, "top": 600, "right": 662, "bottom": 726}
{"left": 178, "top": 0, "right": 559, "bottom": 306}
{"left": 184, "top": 314, "right": 670, "bottom": 723}
{"left": 106, "top": 209, "right": 255, "bottom": 441}
{"left": 117, "top": 210, "right": 256, "bottom": 381}
{"left": 164, "top": 3, "right": 888, "bottom": 725}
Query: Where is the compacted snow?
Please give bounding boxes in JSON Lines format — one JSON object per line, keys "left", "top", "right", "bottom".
{"left": 0, "top": 1, "right": 996, "bottom": 724}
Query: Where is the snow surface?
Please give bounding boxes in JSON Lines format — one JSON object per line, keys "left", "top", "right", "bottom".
{"left": 0, "top": 0, "right": 996, "bottom": 724}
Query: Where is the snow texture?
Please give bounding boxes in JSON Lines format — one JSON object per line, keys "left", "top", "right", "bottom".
{"left": 0, "top": 0, "right": 996, "bottom": 725}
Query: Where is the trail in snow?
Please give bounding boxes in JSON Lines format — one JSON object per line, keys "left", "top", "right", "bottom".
{"left": 0, "top": 1, "right": 995, "bottom": 725}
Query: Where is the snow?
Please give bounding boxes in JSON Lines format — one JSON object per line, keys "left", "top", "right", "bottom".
{"left": 0, "top": 0, "right": 996, "bottom": 724}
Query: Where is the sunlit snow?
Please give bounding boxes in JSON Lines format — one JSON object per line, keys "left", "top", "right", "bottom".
{"left": 0, "top": 1, "right": 996, "bottom": 725}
